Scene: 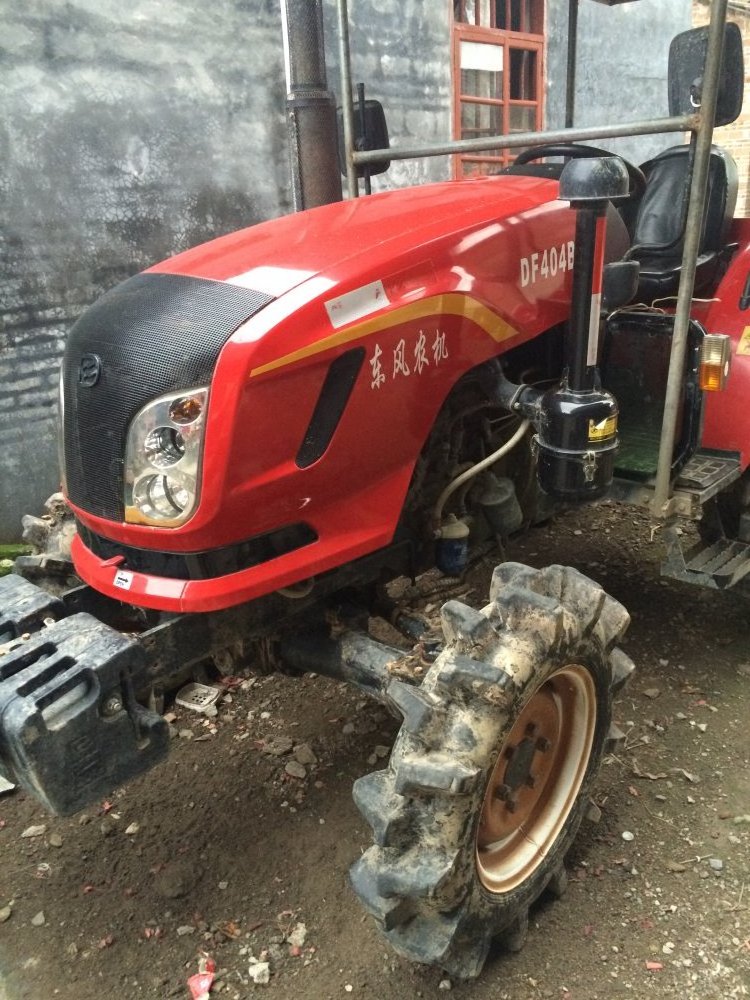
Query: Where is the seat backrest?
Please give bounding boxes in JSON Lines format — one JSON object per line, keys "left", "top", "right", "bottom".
{"left": 631, "top": 144, "right": 738, "bottom": 262}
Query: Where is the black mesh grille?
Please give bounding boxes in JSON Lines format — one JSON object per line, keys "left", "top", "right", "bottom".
{"left": 62, "top": 273, "right": 273, "bottom": 521}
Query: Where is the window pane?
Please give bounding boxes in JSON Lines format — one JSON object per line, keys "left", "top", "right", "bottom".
{"left": 461, "top": 101, "right": 502, "bottom": 137}
{"left": 460, "top": 40, "right": 503, "bottom": 104}
{"left": 510, "top": 0, "right": 529, "bottom": 32}
{"left": 509, "top": 105, "right": 535, "bottom": 133}
{"left": 461, "top": 156, "right": 505, "bottom": 177}
{"left": 461, "top": 40, "right": 503, "bottom": 73}
{"left": 510, "top": 48, "right": 536, "bottom": 100}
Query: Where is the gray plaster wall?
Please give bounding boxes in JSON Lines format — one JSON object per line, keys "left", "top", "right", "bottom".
{"left": 0, "top": 0, "right": 451, "bottom": 541}
{"left": 1, "top": 1, "right": 288, "bottom": 541}
{"left": 545, "top": 0, "right": 691, "bottom": 163}
{"left": 329, "top": 0, "right": 453, "bottom": 188}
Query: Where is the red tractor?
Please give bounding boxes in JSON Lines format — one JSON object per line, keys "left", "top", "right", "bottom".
{"left": 0, "top": 11, "right": 746, "bottom": 979}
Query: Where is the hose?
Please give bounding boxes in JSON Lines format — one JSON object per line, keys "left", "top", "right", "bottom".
{"left": 432, "top": 419, "right": 532, "bottom": 534}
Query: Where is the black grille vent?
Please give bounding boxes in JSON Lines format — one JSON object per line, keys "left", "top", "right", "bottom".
{"left": 62, "top": 272, "right": 273, "bottom": 521}
{"left": 76, "top": 521, "right": 318, "bottom": 581}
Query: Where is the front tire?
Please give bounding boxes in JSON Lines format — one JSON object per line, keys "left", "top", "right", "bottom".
{"left": 350, "top": 562, "right": 634, "bottom": 979}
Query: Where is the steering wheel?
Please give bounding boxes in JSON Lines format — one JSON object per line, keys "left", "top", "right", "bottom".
{"left": 513, "top": 143, "right": 646, "bottom": 202}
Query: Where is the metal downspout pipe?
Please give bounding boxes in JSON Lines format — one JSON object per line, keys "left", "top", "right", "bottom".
{"left": 280, "top": 0, "right": 343, "bottom": 211}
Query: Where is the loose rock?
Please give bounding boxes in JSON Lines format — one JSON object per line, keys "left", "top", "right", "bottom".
{"left": 287, "top": 922, "right": 307, "bottom": 948}
{"left": 285, "top": 760, "right": 307, "bottom": 780}
{"left": 293, "top": 743, "right": 317, "bottom": 766}
{"left": 248, "top": 959, "right": 271, "bottom": 985}
{"left": 31, "top": 911, "right": 45, "bottom": 927}
{"left": 21, "top": 825, "right": 46, "bottom": 839}
{"left": 586, "top": 802, "right": 602, "bottom": 824}
{"left": 264, "top": 737, "right": 294, "bottom": 757}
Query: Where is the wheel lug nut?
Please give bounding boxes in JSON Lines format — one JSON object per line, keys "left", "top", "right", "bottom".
{"left": 525, "top": 722, "right": 537, "bottom": 735}
{"left": 525, "top": 775, "right": 536, "bottom": 789}
{"left": 494, "top": 783, "right": 512, "bottom": 801}
{"left": 102, "top": 694, "right": 123, "bottom": 717}
{"left": 535, "top": 736, "right": 551, "bottom": 752}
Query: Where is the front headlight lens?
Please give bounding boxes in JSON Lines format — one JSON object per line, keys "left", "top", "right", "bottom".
{"left": 144, "top": 427, "right": 185, "bottom": 468}
{"left": 124, "top": 388, "right": 208, "bottom": 526}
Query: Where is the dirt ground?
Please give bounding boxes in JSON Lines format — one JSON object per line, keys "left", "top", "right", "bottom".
{"left": 1, "top": 501, "right": 749, "bottom": 1000}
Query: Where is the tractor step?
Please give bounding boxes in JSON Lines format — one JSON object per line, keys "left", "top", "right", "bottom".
{"left": 674, "top": 452, "right": 738, "bottom": 491}
{"left": 661, "top": 525, "right": 750, "bottom": 590}
{"left": 0, "top": 575, "right": 168, "bottom": 814}
{"left": 610, "top": 450, "right": 741, "bottom": 518}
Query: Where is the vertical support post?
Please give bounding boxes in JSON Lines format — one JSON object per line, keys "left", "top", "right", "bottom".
{"left": 565, "top": 0, "right": 579, "bottom": 128}
{"left": 650, "top": 0, "right": 728, "bottom": 519}
{"left": 336, "top": 0, "right": 359, "bottom": 200}
{"left": 281, "top": 0, "right": 343, "bottom": 211}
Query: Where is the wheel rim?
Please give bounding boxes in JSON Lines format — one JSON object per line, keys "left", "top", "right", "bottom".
{"left": 475, "top": 664, "right": 596, "bottom": 894}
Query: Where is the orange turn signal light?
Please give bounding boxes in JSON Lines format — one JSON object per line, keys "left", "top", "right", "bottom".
{"left": 699, "top": 334, "right": 732, "bottom": 391}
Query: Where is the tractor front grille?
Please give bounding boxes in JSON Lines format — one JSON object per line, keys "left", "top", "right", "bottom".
{"left": 62, "top": 272, "right": 273, "bottom": 522}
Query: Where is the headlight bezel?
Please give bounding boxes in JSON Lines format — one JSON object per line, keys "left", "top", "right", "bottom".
{"left": 124, "top": 387, "right": 209, "bottom": 527}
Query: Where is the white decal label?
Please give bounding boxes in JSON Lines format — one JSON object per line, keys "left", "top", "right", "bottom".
{"left": 520, "top": 242, "right": 575, "bottom": 288}
{"left": 113, "top": 569, "right": 134, "bottom": 590}
{"left": 369, "top": 329, "right": 449, "bottom": 389}
{"left": 325, "top": 280, "right": 390, "bottom": 329}
{"left": 587, "top": 292, "right": 602, "bottom": 366}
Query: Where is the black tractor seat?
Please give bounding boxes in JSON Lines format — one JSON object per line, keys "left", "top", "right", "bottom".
{"left": 626, "top": 144, "right": 738, "bottom": 302}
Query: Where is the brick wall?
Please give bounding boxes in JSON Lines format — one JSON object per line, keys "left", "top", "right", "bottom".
{"left": 694, "top": 0, "right": 750, "bottom": 216}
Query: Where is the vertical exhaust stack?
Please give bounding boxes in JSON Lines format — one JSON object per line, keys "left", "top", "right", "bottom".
{"left": 281, "top": 0, "right": 343, "bottom": 211}
{"left": 536, "top": 156, "right": 629, "bottom": 501}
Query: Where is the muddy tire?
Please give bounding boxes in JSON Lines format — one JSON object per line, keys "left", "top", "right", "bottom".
{"left": 350, "top": 562, "right": 634, "bottom": 979}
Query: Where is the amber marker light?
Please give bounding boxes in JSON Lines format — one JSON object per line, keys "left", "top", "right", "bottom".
{"left": 698, "top": 334, "right": 732, "bottom": 392}
{"left": 169, "top": 394, "right": 204, "bottom": 425}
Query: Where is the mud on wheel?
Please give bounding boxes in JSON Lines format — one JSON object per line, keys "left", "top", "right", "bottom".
{"left": 350, "top": 562, "right": 635, "bottom": 979}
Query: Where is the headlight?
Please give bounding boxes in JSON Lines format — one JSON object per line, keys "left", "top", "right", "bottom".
{"left": 124, "top": 388, "right": 208, "bottom": 526}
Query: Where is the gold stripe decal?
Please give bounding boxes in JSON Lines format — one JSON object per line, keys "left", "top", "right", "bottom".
{"left": 249, "top": 293, "right": 518, "bottom": 378}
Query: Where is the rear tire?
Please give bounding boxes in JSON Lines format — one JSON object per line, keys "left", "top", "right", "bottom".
{"left": 350, "top": 562, "right": 634, "bottom": 979}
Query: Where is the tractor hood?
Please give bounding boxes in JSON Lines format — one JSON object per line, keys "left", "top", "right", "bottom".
{"left": 62, "top": 173, "right": 565, "bottom": 529}
{"left": 147, "top": 174, "right": 561, "bottom": 297}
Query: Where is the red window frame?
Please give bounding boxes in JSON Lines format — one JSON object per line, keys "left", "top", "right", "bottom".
{"left": 451, "top": 2, "right": 545, "bottom": 178}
